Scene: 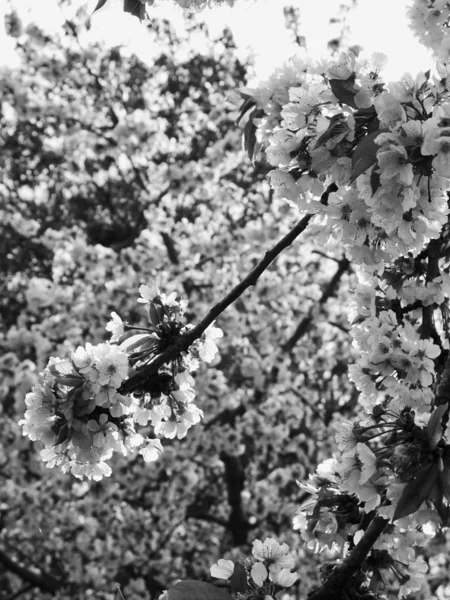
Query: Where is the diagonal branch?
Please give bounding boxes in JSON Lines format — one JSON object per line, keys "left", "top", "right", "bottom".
{"left": 283, "top": 255, "right": 350, "bottom": 352}
{"left": 122, "top": 214, "right": 312, "bottom": 388}
{"left": 0, "top": 547, "right": 63, "bottom": 593}
{"left": 308, "top": 515, "right": 387, "bottom": 600}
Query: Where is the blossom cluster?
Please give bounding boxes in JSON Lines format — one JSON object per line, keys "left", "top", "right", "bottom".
{"left": 239, "top": 34, "right": 450, "bottom": 597}
{"left": 407, "top": 0, "right": 450, "bottom": 62}
{"left": 210, "top": 537, "right": 298, "bottom": 599}
{"left": 139, "top": 0, "right": 237, "bottom": 10}
{"left": 243, "top": 50, "right": 450, "bottom": 268}
{"left": 20, "top": 282, "right": 222, "bottom": 480}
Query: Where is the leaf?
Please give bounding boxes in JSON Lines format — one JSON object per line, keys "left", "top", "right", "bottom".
{"left": 93, "top": 0, "right": 109, "bottom": 12}
{"left": 57, "top": 375, "right": 84, "bottom": 387}
{"left": 427, "top": 404, "right": 448, "bottom": 450}
{"left": 236, "top": 96, "right": 256, "bottom": 126}
{"left": 393, "top": 465, "right": 438, "bottom": 521}
{"left": 167, "top": 580, "right": 233, "bottom": 600}
{"left": 229, "top": 562, "right": 249, "bottom": 594}
{"left": 314, "top": 116, "right": 350, "bottom": 150}
{"left": 243, "top": 108, "right": 263, "bottom": 163}
{"left": 370, "top": 169, "right": 381, "bottom": 196}
{"left": 432, "top": 472, "right": 450, "bottom": 525}
{"left": 439, "top": 467, "right": 450, "bottom": 503}
{"left": 123, "top": 0, "right": 147, "bottom": 20}
{"left": 53, "top": 423, "right": 69, "bottom": 446}
{"left": 120, "top": 334, "right": 153, "bottom": 353}
{"left": 329, "top": 75, "right": 358, "bottom": 109}
{"left": 350, "top": 129, "right": 388, "bottom": 183}
{"left": 149, "top": 303, "right": 162, "bottom": 327}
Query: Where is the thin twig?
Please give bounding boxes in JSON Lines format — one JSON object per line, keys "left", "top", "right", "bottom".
{"left": 121, "top": 214, "right": 312, "bottom": 389}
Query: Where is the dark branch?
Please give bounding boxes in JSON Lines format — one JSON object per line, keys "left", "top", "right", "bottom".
{"left": 283, "top": 256, "right": 350, "bottom": 352}
{"left": 123, "top": 214, "right": 312, "bottom": 385}
{"left": 308, "top": 515, "right": 387, "bottom": 600}
{"left": 0, "top": 547, "right": 63, "bottom": 593}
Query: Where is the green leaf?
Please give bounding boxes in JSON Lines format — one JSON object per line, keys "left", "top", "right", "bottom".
{"left": 439, "top": 466, "right": 450, "bottom": 503}
{"left": 243, "top": 108, "right": 263, "bottom": 163}
{"left": 57, "top": 375, "right": 84, "bottom": 387}
{"left": 350, "top": 129, "right": 388, "bottom": 183}
{"left": 229, "top": 562, "right": 249, "bottom": 594}
{"left": 427, "top": 404, "right": 447, "bottom": 450}
{"left": 393, "top": 465, "right": 438, "bottom": 521}
{"left": 123, "top": 0, "right": 147, "bottom": 20}
{"left": 167, "top": 580, "right": 233, "bottom": 600}
{"left": 149, "top": 303, "right": 162, "bottom": 327}
{"left": 432, "top": 472, "right": 450, "bottom": 525}
{"left": 53, "top": 423, "right": 69, "bottom": 446}
{"left": 120, "top": 334, "right": 153, "bottom": 353}
{"left": 370, "top": 169, "right": 381, "bottom": 196}
{"left": 93, "top": 0, "right": 109, "bottom": 12}
{"left": 329, "top": 75, "right": 358, "bottom": 109}
{"left": 236, "top": 96, "right": 256, "bottom": 126}
{"left": 314, "top": 116, "right": 350, "bottom": 150}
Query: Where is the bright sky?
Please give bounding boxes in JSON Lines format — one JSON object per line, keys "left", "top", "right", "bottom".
{"left": 0, "top": 0, "right": 434, "bottom": 83}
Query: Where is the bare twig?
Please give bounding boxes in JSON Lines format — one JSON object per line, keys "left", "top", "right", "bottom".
{"left": 121, "top": 214, "right": 312, "bottom": 389}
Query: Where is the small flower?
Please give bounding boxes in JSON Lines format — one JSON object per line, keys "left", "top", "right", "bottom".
{"left": 137, "top": 282, "right": 160, "bottom": 304}
{"left": 72, "top": 343, "right": 95, "bottom": 374}
{"left": 252, "top": 538, "right": 295, "bottom": 574}
{"left": 139, "top": 439, "right": 163, "bottom": 462}
{"left": 251, "top": 562, "right": 268, "bottom": 587}
{"left": 210, "top": 559, "right": 234, "bottom": 579}
{"left": 198, "top": 325, "right": 223, "bottom": 363}
{"left": 95, "top": 344, "right": 129, "bottom": 388}
{"left": 269, "top": 567, "right": 299, "bottom": 587}
{"left": 105, "top": 312, "right": 125, "bottom": 342}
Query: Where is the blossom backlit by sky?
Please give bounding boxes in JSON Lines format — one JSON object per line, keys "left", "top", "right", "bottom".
{"left": 0, "top": 0, "right": 434, "bottom": 83}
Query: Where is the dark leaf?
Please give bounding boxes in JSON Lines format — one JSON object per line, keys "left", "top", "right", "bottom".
{"left": 370, "top": 169, "right": 381, "bottom": 196}
{"left": 439, "top": 466, "right": 450, "bottom": 503}
{"left": 229, "top": 562, "right": 249, "bottom": 594}
{"left": 243, "top": 108, "right": 264, "bottom": 163}
{"left": 57, "top": 375, "right": 84, "bottom": 387}
{"left": 393, "top": 465, "right": 438, "bottom": 521}
{"left": 427, "top": 404, "right": 447, "bottom": 450}
{"left": 149, "top": 303, "right": 162, "bottom": 327}
{"left": 120, "top": 334, "right": 153, "bottom": 353}
{"left": 329, "top": 75, "right": 358, "bottom": 109}
{"left": 236, "top": 96, "right": 256, "bottom": 126}
{"left": 432, "top": 474, "right": 450, "bottom": 525}
{"left": 123, "top": 0, "right": 147, "bottom": 20}
{"left": 167, "top": 580, "right": 233, "bottom": 600}
{"left": 243, "top": 116, "right": 257, "bottom": 161}
{"left": 314, "top": 116, "right": 350, "bottom": 150}
{"left": 53, "top": 423, "right": 69, "bottom": 446}
{"left": 93, "top": 0, "right": 109, "bottom": 12}
{"left": 350, "top": 129, "right": 388, "bottom": 183}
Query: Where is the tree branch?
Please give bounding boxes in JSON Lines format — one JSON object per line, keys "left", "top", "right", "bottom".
{"left": 308, "top": 515, "right": 387, "bottom": 600}
{"left": 283, "top": 256, "right": 350, "bottom": 352}
{"left": 123, "top": 214, "right": 312, "bottom": 385}
{"left": 0, "top": 547, "right": 63, "bottom": 593}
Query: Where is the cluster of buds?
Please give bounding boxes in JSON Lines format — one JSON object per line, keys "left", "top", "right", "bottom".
{"left": 20, "top": 282, "right": 222, "bottom": 480}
